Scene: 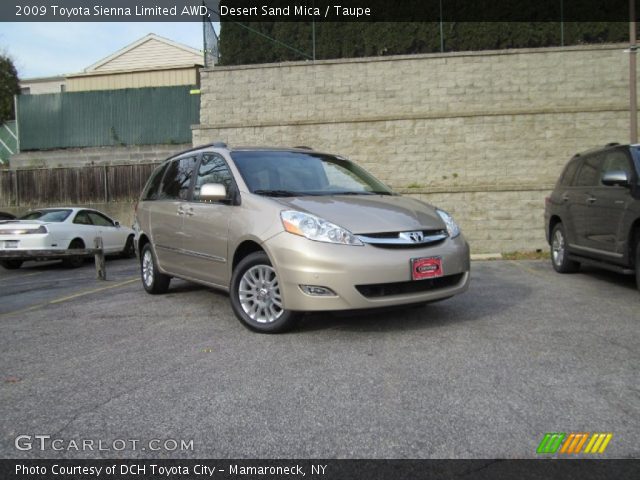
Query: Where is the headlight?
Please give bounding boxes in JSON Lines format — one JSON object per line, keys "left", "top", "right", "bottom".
{"left": 280, "top": 211, "right": 363, "bottom": 246}
{"left": 436, "top": 209, "right": 460, "bottom": 238}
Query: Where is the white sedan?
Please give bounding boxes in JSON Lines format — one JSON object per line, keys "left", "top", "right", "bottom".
{"left": 0, "top": 207, "right": 135, "bottom": 269}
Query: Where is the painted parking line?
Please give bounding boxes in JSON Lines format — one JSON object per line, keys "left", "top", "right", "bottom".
{"left": 0, "top": 270, "right": 46, "bottom": 283}
{"left": 0, "top": 277, "right": 138, "bottom": 318}
{"left": 508, "top": 260, "right": 546, "bottom": 277}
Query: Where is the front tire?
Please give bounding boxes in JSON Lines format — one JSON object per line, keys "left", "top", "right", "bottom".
{"left": 140, "top": 243, "right": 170, "bottom": 294}
{"left": 230, "top": 251, "right": 299, "bottom": 333}
{"left": 0, "top": 259, "right": 23, "bottom": 270}
{"left": 550, "top": 223, "right": 580, "bottom": 273}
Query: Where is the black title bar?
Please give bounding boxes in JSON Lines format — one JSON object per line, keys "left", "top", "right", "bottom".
{"left": 1, "top": 459, "right": 640, "bottom": 480}
{"left": 1, "top": 0, "right": 638, "bottom": 22}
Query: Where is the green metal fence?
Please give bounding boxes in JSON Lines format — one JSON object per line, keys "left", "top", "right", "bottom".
{"left": 17, "top": 87, "right": 199, "bottom": 151}
{"left": 0, "top": 121, "right": 17, "bottom": 164}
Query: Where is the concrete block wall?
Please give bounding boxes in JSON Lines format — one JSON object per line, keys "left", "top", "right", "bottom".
{"left": 193, "top": 44, "right": 636, "bottom": 253}
{"left": 10, "top": 144, "right": 190, "bottom": 169}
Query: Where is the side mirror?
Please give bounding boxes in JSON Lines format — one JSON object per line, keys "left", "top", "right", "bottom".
{"left": 200, "top": 183, "right": 227, "bottom": 201}
{"left": 601, "top": 170, "right": 630, "bottom": 187}
{"left": 114, "top": 221, "right": 121, "bottom": 227}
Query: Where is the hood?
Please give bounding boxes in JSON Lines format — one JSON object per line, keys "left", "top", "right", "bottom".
{"left": 272, "top": 195, "right": 445, "bottom": 234}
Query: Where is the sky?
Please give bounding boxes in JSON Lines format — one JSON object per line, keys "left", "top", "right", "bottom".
{"left": 0, "top": 22, "right": 207, "bottom": 79}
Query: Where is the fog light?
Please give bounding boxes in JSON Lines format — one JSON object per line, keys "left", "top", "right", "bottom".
{"left": 299, "top": 285, "right": 337, "bottom": 296}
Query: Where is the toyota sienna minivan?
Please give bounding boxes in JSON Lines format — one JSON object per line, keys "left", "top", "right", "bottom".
{"left": 134, "top": 143, "right": 470, "bottom": 332}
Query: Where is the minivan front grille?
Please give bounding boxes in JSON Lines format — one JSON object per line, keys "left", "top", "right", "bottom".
{"left": 356, "top": 229, "right": 448, "bottom": 248}
{"left": 356, "top": 273, "right": 464, "bottom": 298}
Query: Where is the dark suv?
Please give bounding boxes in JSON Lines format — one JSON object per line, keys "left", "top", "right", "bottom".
{"left": 545, "top": 143, "right": 640, "bottom": 290}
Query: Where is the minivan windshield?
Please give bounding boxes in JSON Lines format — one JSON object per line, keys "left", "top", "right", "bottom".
{"left": 231, "top": 151, "right": 393, "bottom": 197}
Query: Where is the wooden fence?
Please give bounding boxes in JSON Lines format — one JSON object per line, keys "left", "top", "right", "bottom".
{"left": 0, "top": 163, "right": 159, "bottom": 207}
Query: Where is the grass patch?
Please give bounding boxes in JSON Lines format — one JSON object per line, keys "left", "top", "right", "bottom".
{"left": 502, "top": 250, "right": 550, "bottom": 260}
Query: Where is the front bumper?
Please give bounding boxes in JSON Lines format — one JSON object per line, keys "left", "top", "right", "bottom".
{"left": 264, "top": 232, "right": 470, "bottom": 311}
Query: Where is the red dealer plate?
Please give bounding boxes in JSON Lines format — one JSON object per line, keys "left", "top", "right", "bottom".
{"left": 411, "top": 256, "right": 443, "bottom": 280}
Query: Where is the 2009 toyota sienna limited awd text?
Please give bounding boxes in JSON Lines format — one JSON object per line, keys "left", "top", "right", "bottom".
{"left": 134, "top": 143, "right": 471, "bottom": 332}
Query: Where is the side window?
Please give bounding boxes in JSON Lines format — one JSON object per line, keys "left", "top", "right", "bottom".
{"left": 73, "top": 211, "right": 92, "bottom": 225}
{"left": 602, "top": 151, "right": 632, "bottom": 180}
{"left": 141, "top": 163, "right": 168, "bottom": 201}
{"left": 193, "top": 153, "right": 234, "bottom": 202}
{"left": 158, "top": 156, "right": 198, "bottom": 201}
{"left": 88, "top": 212, "right": 114, "bottom": 227}
{"left": 573, "top": 155, "right": 603, "bottom": 187}
{"left": 560, "top": 158, "right": 580, "bottom": 186}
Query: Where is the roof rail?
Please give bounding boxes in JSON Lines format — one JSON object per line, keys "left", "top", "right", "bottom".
{"left": 605, "top": 142, "right": 620, "bottom": 147}
{"left": 166, "top": 142, "right": 228, "bottom": 160}
{"left": 293, "top": 145, "right": 313, "bottom": 150}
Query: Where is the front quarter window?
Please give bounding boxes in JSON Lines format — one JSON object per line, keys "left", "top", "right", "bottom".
{"left": 193, "top": 153, "right": 235, "bottom": 202}
{"left": 158, "top": 157, "right": 198, "bottom": 200}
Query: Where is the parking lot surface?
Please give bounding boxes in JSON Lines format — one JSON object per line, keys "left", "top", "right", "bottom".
{"left": 1, "top": 258, "right": 638, "bottom": 458}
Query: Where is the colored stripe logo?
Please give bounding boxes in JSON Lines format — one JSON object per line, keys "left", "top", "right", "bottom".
{"left": 537, "top": 433, "right": 612, "bottom": 454}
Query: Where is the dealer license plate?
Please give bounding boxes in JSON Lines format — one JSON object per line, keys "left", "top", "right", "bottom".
{"left": 411, "top": 256, "right": 443, "bottom": 280}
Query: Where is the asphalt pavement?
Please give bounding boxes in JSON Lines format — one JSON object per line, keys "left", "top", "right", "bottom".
{"left": 0, "top": 258, "right": 638, "bottom": 459}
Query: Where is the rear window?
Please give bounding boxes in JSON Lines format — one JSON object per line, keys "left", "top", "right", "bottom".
{"left": 20, "top": 209, "right": 72, "bottom": 222}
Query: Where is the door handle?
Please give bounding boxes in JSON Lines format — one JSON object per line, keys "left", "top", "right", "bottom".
{"left": 586, "top": 196, "right": 596, "bottom": 204}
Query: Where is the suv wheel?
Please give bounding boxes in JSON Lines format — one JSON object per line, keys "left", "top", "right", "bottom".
{"left": 550, "top": 223, "right": 580, "bottom": 273}
{"left": 230, "top": 252, "right": 299, "bottom": 333}
{"left": 141, "top": 243, "right": 171, "bottom": 294}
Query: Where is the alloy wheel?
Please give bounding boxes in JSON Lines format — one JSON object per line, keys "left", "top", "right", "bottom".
{"left": 238, "top": 265, "right": 283, "bottom": 323}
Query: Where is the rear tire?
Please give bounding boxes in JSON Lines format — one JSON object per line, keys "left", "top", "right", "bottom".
{"left": 0, "top": 259, "right": 23, "bottom": 270}
{"left": 230, "top": 251, "right": 299, "bottom": 333}
{"left": 140, "top": 243, "right": 170, "bottom": 294}
{"left": 550, "top": 223, "right": 579, "bottom": 273}
{"left": 63, "top": 239, "right": 85, "bottom": 268}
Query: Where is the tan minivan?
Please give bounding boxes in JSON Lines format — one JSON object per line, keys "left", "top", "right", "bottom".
{"left": 134, "top": 143, "right": 470, "bottom": 332}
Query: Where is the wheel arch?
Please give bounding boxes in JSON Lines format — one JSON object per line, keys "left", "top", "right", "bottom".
{"left": 137, "top": 233, "right": 150, "bottom": 257}
{"left": 628, "top": 219, "right": 640, "bottom": 268}
{"left": 232, "top": 240, "right": 266, "bottom": 272}
{"left": 548, "top": 215, "right": 562, "bottom": 245}
{"left": 68, "top": 237, "right": 85, "bottom": 248}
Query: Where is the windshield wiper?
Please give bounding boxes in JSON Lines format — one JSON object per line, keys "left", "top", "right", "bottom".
{"left": 253, "top": 189, "right": 305, "bottom": 197}
{"left": 332, "top": 191, "right": 392, "bottom": 196}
